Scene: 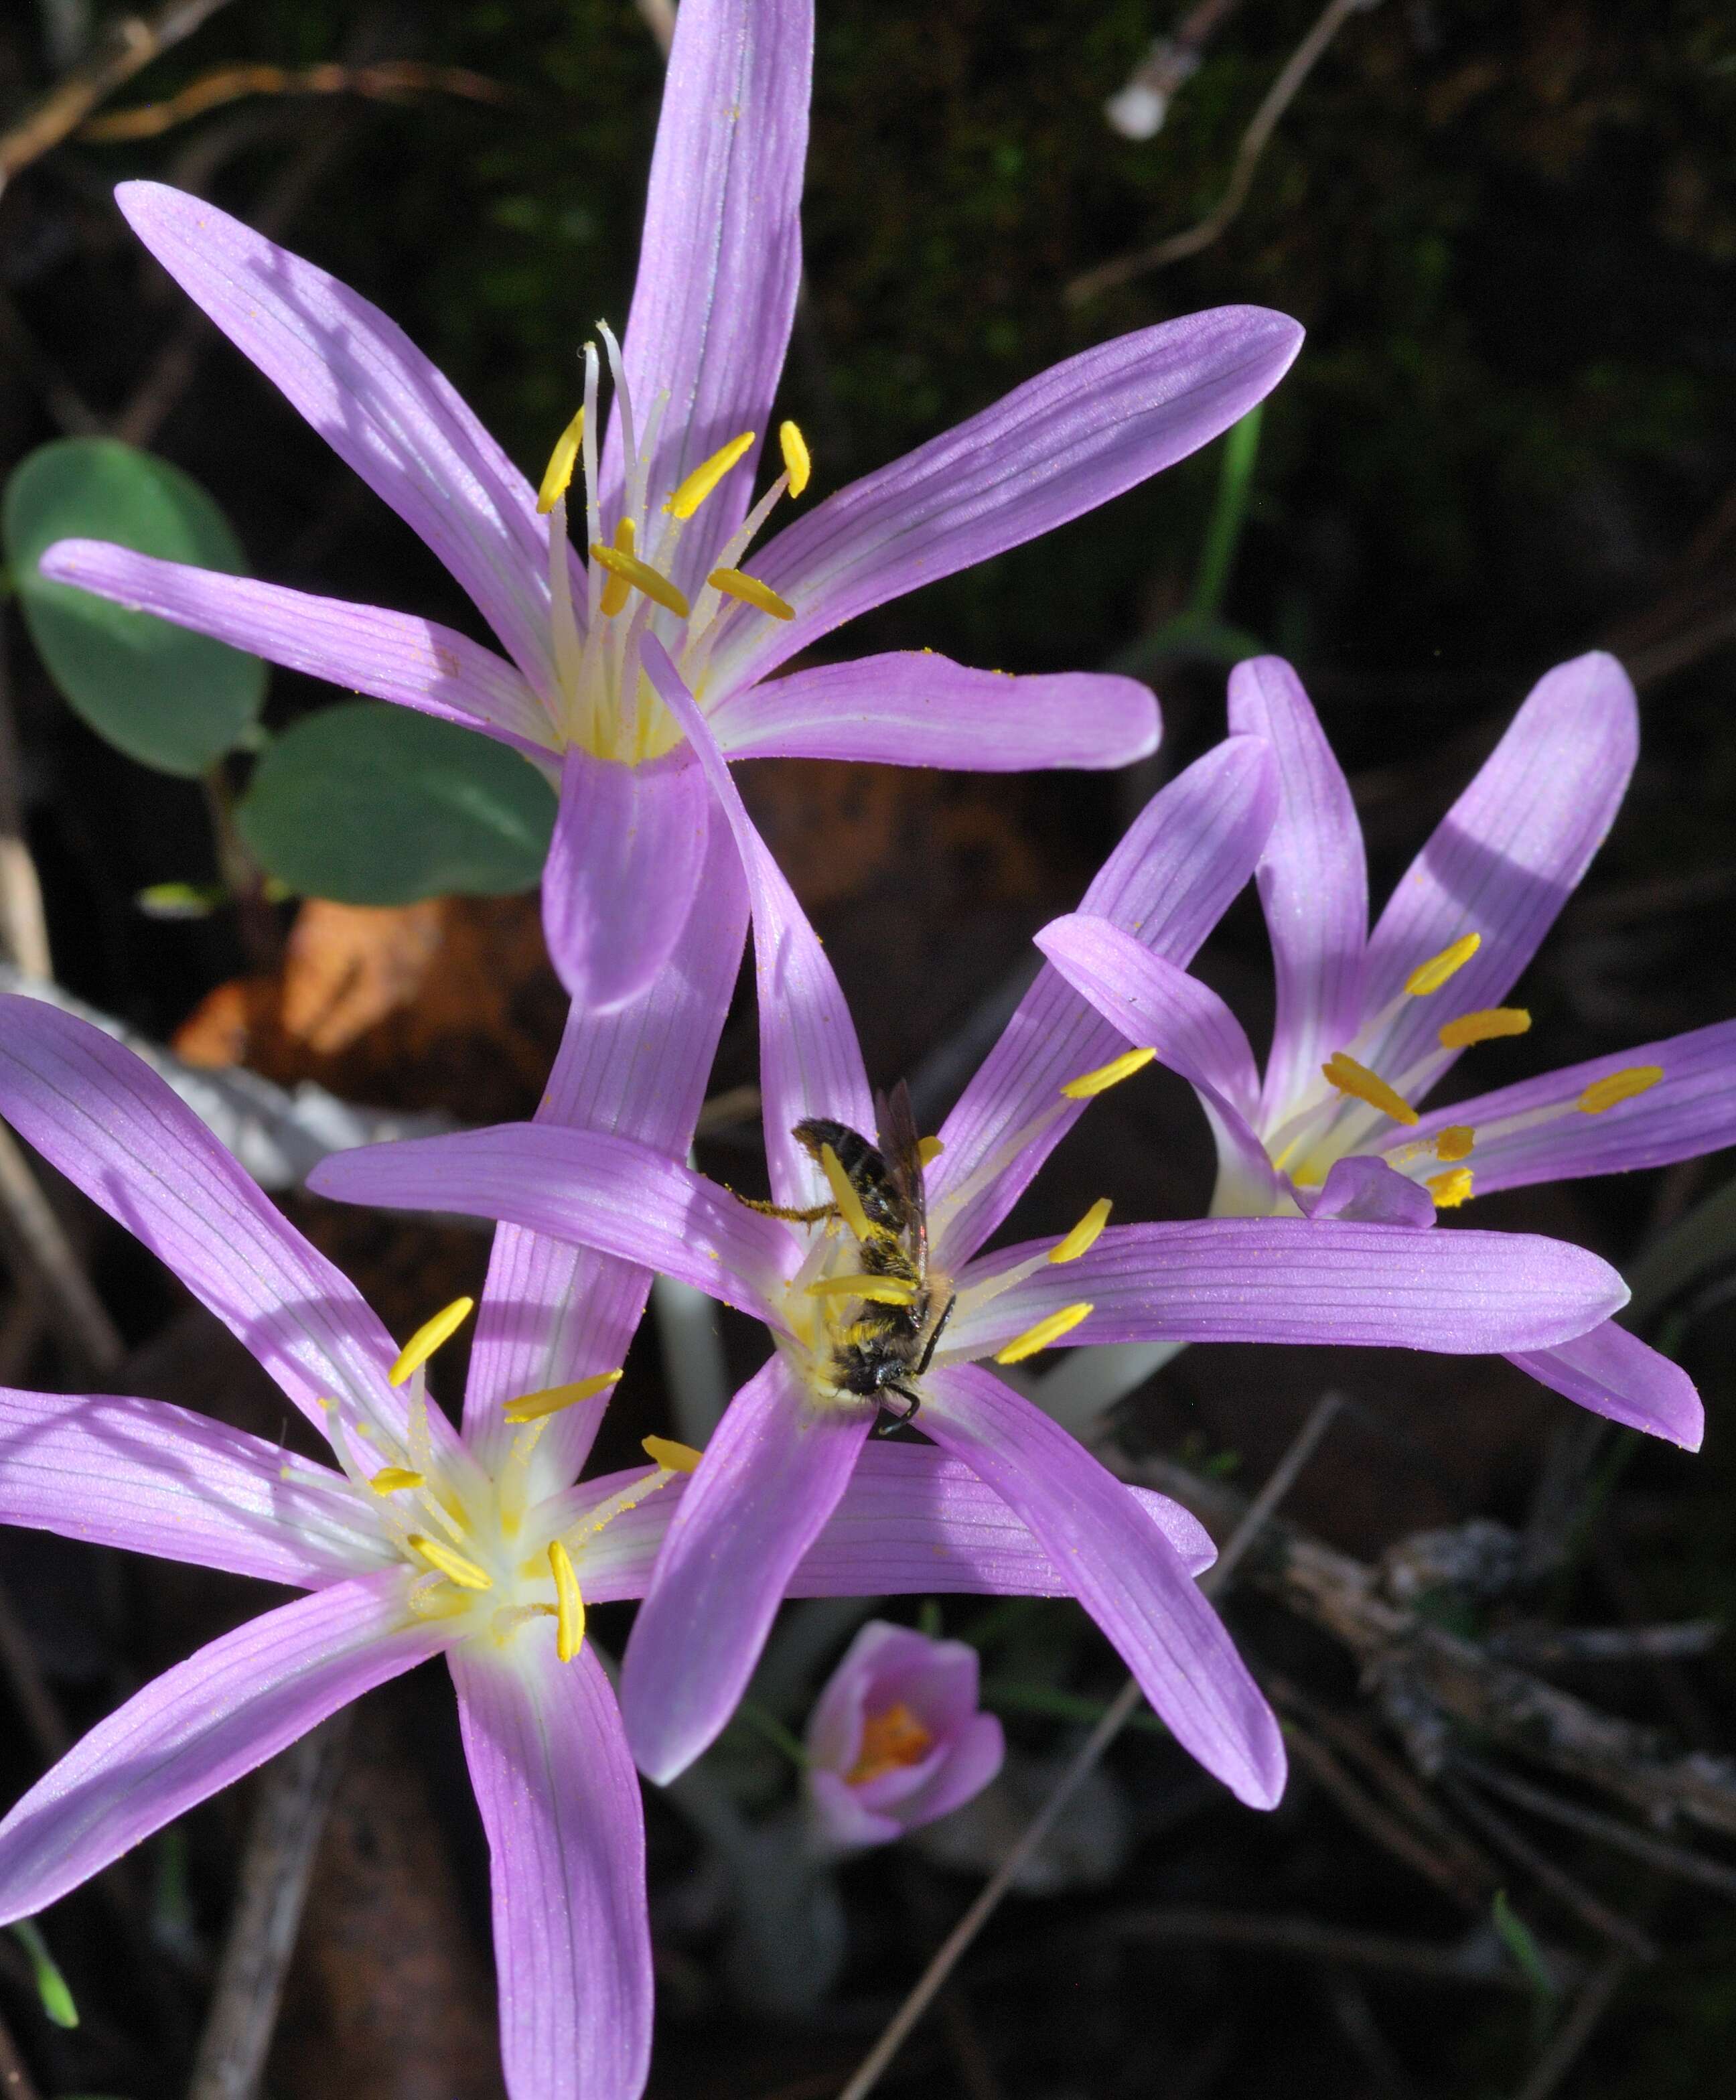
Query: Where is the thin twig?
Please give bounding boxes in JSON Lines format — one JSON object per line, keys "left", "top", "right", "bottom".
{"left": 0, "top": 1123, "right": 125, "bottom": 1373}
{"left": 1103, "top": 0, "right": 1247, "bottom": 141}
{"left": 79, "top": 60, "right": 508, "bottom": 140}
{"left": 1284, "top": 1719, "right": 1486, "bottom": 1908}
{"left": 1066, "top": 0, "right": 1382, "bottom": 305}
{"left": 0, "top": 2011, "right": 41, "bottom": 2100}
{"left": 1091, "top": 1906, "right": 1561, "bottom": 1993}
{"left": 1443, "top": 1780, "right": 1658, "bottom": 1965}
{"left": 1511, "top": 1953, "right": 1629, "bottom": 2100}
{"left": 0, "top": 612, "right": 55, "bottom": 980}
{"left": 835, "top": 1393, "right": 1343, "bottom": 2100}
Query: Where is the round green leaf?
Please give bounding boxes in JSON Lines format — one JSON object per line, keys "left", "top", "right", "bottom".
{"left": 3, "top": 437, "right": 266, "bottom": 776}
{"left": 236, "top": 702, "right": 557, "bottom": 904}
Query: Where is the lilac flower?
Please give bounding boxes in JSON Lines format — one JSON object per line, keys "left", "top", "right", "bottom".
{"left": 803, "top": 1622, "right": 1005, "bottom": 1854}
{"left": 39, "top": 0, "right": 1303, "bottom": 1009}
{"left": 1035, "top": 651, "right": 1719, "bottom": 1450}
{"left": 311, "top": 689, "right": 1626, "bottom": 1809}
{"left": 0, "top": 991, "right": 1224, "bottom": 2100}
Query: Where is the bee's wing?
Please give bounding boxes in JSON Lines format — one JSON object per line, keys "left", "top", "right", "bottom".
{"left": 876, "top": 1080, "right": 928, "bottom": 1268}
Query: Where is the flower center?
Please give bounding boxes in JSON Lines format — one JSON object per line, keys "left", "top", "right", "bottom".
{"left": 848, "top": 1701, "right": 934, "bottom": 1784}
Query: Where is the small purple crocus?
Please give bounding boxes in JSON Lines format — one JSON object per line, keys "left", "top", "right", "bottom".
{"left": 311, "top": 690, "right": 1628, "bottom": 1808}
{"left": 1035, "top": 651, "right": 1719, "bottom": 1450}
{"left": 39, "top": 0, "right": 1303, "bottom": 1011}
{"left": 804, "top": 1622, "right": 1005, "bottom": 1854}
{"left": 0, "top": 991, "right": 1225, "bottom": 2100}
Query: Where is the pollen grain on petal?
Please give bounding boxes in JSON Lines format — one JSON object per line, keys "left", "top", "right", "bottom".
{"left": 368, "top": 1466, "right": 425, "bottom": 1495}
{"left": 1051, "top": 1197, "right": 1112, "bottom": 1264}
{"left": 643, "top": 1435, "right": 703, "bottom": 1474}
{"left": 1061, "top": 1046, "right": 1156, "bottom": 1099}
{"left": 779, "top": 419, "right": 811, "bottom": 496}
{"left": 548, "top": 1539, "right": 585, "bottom": 1662}
{"left": 1435, "top": 1125, "right": 1475, "bottom": 1163}
{"left": 1438, "top": 1007, "right": 1530, "bottom": 1050}
{"left": 390, "top": 1296, "right": 476, "bottom": 1387}
{"left": 589, "top": 540, "right": 690, "bottom": 619}
{"left": 995, "top": 1301, "right": 1093, "bottom": 1364}
{"left": 502, "top": 1369, "right": 624, "bottom": 1423}
{"left": 917, "top": 1136, "right": 944, "bottom": 1167}
{"left": 1427, "top": 1167, "right": 1474, "bottom": 1208}
{"left": 407, "top": 1534, "right": 494, "bottom": 1591}
{"left": 1579, "top": 1065, "right": 1664, "bottom": 1116}
{"left": 665, "top": 430, "right": 755, "bottom": 520}
{"left": 536, "top": 406, "right": 585, "bottom": 514}
{"left": 1321, "top": 1052, "right": 1419, "bottom": 1128}
{"left": 707, "top": 567, "right": 794, "bottom": 620}
{"left": 1404, "top": 932, "right": 1481, "bottom": 996}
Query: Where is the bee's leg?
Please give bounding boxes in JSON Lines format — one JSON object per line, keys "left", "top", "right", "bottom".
{"left": 875, "top": 1383, "right": 922, "bottom": 1433}
{"left": 726, "top": 1187, "right": 837, "bottom": 1224}
{"left": 913, "top": 1293, "right": 956, "bottom": 1377}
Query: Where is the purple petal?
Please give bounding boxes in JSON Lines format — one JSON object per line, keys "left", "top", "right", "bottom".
{"left": 115, "top": 183, "right": 568, "bottom": 695}
{"left": 708, "top": 310, "right": 1305, "bottom": 696}
{"left": 0, "top": 997, "right": 453, "bottom": 1456}
{"left": 948, "top": 1218, "right": 1627, "bottom": 1356}
{"left": 1296, "top": 1156, "right": 1436, "bottom": 1230}
{"left": 1226, "top": 656, "right": 1368, "bottom": 1123}
{"left": 808, "top": 1622, "right": 981, "bottom": 1767}
{"left": 310, "top": 1124, "right": 792, "bottom": 1324}
{"left": 893, "top": 1711, "right": 1006, "bottom": 1830}
{"left": 709, "top": 652, "right": 1159, "bottom": 771}
{"left": 1506, "top": 1321, "right": 1703, "bottom": 1450}
{"left": 0, "top": 1385, "right": 388, "bottom": 1587}
{"left": 462, "top": 819, "right": 748, "bottom": 1480}
{"left": 806, "top": 1768, "right": 904, "bottom": 1849}
{"left": 38, "top": 543, "right": 555, "bottom": 767}
{"left": 450, "top": 1640, "right": 650, "bottom": 2100}
{"left": 542, "top": 745, "right": 710, "bottom": 1012}
{"left": 1397, "top": 1019, "right": 1736, "bottom": 1195}
{"left": 922, "top": 1364, "right": 1285, "bottom": 1809}
{"left": 606, "top": 0, "right": 810, "bottom": 594}
{"left": 0, "top": 1571, "right": 439, "bottom": 1924}
{"left": 620, "top": 1358, "right": 869, "bottom": 1783}
{"left": 1360, "top": 652, "right": 1638, "bottom": 1099}
{"left": 640, "top": 637, "right": 873, "bottom": 1208}
{"left": 928, "top": 736, "right": 1277, "bottom": 1267}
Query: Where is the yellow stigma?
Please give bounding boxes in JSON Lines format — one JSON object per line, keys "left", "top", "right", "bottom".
{"left": 536, "top": 406, "right": 585, "bottom": 515}
{"left": 1062, "top": 1046, "right": 1156, "bottom": 1099}
{"left": 407, "top": 1535, "right": 493, "bottom": 1591}
{"left": 1051, "top": 1197, "right": 1112, "bottom": 1265}
{"left": 779, "top": 419, "right": 811, "bottom": 496}
{"left": 545, "top": 1539, "right": 585, "bottom": 1662}
{"left": 1404, "top": 932, "right": 1481, "bottom": 996}
{"left": 642, "top": 1435, "right": 703, "bottom": 1474}
{"left": 368, "top": 1466, "right": 425, "bottom": 1495}
{"left": 665, "top": 429, "right": 755, "bottom": 520}
{"left": 589, "top": 541, "right": 690, "bottom": 619}
{"left": 1438, "top": 1007, "right": 1530, "bottom": 1050}
{"left": 805, "top": 1272, "right": 920, "bottom": 1304}
{"left": 1321, "top": 1052, "right": 1419, "bottom": 1128}
{"left": 502, "top": 1369, "right": 624, "bottom": 1424}
{"left": 995, "top": 1301, "right": 1093, "bottom": 1365}
{"left": 390, "top": 1296, "right": 476, "bottom": 1387}
{"left": 818, "top": 1142, "right": 875, "bottom": 1241}
{"left": 1427, "top": 1167, "right": 1474, "bottom": 1209}
{"left": 707, "top": 567, "right": 794, "bottom": 620}
{"left": 1435, "top": 1125, "right": 1475, "bottom": 1164}
{"left": 917, "top": 1136, "right": 944, "bottom": 1167}
{"left": 598, "top": 515, "right": 636, "bottom": 617}
{"left": 1579, "top": 1065, "right": 1664, "bottom": 1116}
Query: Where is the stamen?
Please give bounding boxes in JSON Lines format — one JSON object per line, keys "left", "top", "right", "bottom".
{"left": 369, "top": 1467, "right": 425, "bottom": 1495}
{"left": 1050, "top": 1197, "right": 1112, "bottom": 1265}
{"left": 1062, "top": 1046, "right": 1156, "bottom": 1099}
{"left": 995, "top": 1301, "right": 1093, "bottom": 1365}
{"left": 502, "top": 1369, "right": 623, "bottom": 1424}
{"left": 1438, "top": 1007, "right": 1530, "bottom": 1050}
{"left": 407, "top": 1535, "right": 493, "bottom": 1591}
{"left": 780, "top": 420, "right": 811, "bottom": 496}
{"left": 666, "top": 431, "right": 755, "bottom": 520}
{"left": 1435, "top": 1125, "right": 1475, "bottom": 1163}
{"left": 1579, "top": 1065, "right": 1663, "bottom": 1116}
{"left": 390, "top": 1296, "right": 476, "bottom": 1387}
{"left": 805, "top": 1273, "right": 920, "bottom": 1304}
{"left": 536, "top": 407, "right": 586, "bottom": 514}
{"left": 548, "top": 1539, "right": 585, "bottom": 1662}
{"left": 818, "top": 1143, "right": 875, "bottom": 1241}
{"left": 707, "top": 567, "right": 794, "bottom": 620}
{"left": 917, "top": 1136, "right": 945, "bottom": 1167}
{"left": 847, "top": 1702, "right": 932, "bottom": 1784}
{"left": 642, "top": 1436, "right": 703, "bottom": 1474}
{"left": 1321, "top": 1052, "right": 1419, "bottom": 1127}
{"left": 1404, "top": 932, "right": 1481, "bottom": 996}
{"left": 1427, "top": 1167, "right": 1473, "bottom": 1208}
{"left": 588, "top": 541, "right": 689, "bottom": 620}
{"left": 599, "top": 516, "right": 635, "bottom": 618}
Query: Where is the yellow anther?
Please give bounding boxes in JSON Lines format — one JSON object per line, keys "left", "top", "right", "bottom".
{"left": 819, "top": 1142, "right": 875, "bottom": 1241}
{"left": 916, "top": 1136, "right": 945, "bottom": 1168}
{"left": 588, "top": 541, "right": 690, "bottom": 619}
{"left": 547, "top": 1539, "right": 585, "bottom": 1662}
{"left": 1427, "top": 1167, "right": 1474, "bottom": 1209}
{"left": 599, "top": 516, "right": 636, "bottom": 617}
{"left": 1051, "top": 1197, "right": 1112, "bottom": 1265}
{"left": 805, "top": 1272, "right": 920, "bottom": 1304}
{"left": 665, "top": 430, "right": 755, "bottom": 520}
{"left": 1438, "top": 1007, "right": 1531, "bottom": 1050}
{"left": 502, "top": 1369, "right": 623, "bottom": 1424}
{"left": 1062, "top": 1046, "right": 1156, "bottom": 1100}
{"left": 1321, "top": 1052, "right": 1419, "bottom": 1128}
{"left": 1435, "top": 1125, "right": 1475, "bottom": 1164}
{"left": 390, "top": 1296, "right": 476, "bottom": 1387}
{"left": 1579, "top": 1065, "right": 1664, "bottom": 1116}
{"left": 643, "top": 1436, "right": 704, "bottom": 1474}
{"left": 995, "top": 1302, "right": 1094, "bottom": 1365}
{"left": 779, "top": 419, "right": 811, "bottom": 496}
{"left": 407, "top": 1535, "right": 494, "bottom": 1591}
{"left": 1404, "top": 932, "right": 1481, "bottom": 996}
{"left": 707, "top": 566, "right": 794, "bottom": 620}
{"left": 368, "top": 1467, "right": 425, "bottom": 1495}
{"left": 536, "top": 407, "right": 585, "bottom": 515}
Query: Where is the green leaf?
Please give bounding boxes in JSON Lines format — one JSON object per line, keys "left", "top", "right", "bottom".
{"left": 10, "top": 1919, "right": 78, "bottom": 2028}
{"left": 1492, "top": 1889, "right": 1559, "bottom": 2001}
{"left": 236, "top": 702, "right": 556, "bottom": 905}
{"left": 3, "top": 437, "right": 266, "bottom": 776}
